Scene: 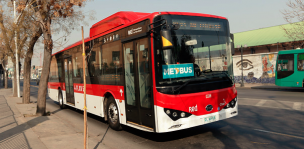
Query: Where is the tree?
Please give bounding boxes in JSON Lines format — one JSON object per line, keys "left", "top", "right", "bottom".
{"left": 15, "top": 0, "right": 44, "bottom": 104}
{"left": 282, "top": 0, "right": 304, "bottom": 48}
{"left": 0, "top": 1, "right": 28, "bottom": 96}
{"left": 22, "top": 27, "right": 42, "bottom": 103}
{"left": 19, "top": 0, "right": 91, "bottom": 116}
{"left": 0, "top": 43, "right": 9, "bottom": 89}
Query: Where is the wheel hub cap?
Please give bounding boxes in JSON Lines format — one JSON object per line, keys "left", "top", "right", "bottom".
{"left": 108, "top": 103, "right": 118, "bottom": 124}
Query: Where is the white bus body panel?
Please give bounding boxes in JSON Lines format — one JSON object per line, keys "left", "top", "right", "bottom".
{"left": 155, "top": 103, "right": 238, "bottom": 133}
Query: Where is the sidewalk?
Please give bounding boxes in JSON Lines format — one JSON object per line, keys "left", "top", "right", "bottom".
{"left": 236, "top": 83, "right": 304, "bottom": 91}
{"left": 0, "top": 86, "right": 110, "bottom": 149}
{"left": 0, "top": 88, "right": 47, "bottom": 149}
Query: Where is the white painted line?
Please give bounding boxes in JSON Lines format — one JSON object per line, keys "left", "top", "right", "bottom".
{"left": 239, "top": 98, "right": 262, "bottom": 100}
{"left": 256, "top": 100, "right": 267, "bottom": 106}
{"left": 254, "top": 129, "right": 304, "bottom": 140}
{"left": 293, "top": 102, "right": 302, "bottom": 110}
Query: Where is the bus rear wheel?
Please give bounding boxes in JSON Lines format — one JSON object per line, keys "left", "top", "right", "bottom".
{"left": 107, "top": 97, "right": 122, "bottom": 130}
{"left": 58, "top": 90, "right": 66, "bottom": 109}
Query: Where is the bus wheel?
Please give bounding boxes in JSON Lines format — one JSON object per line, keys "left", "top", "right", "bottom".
{"left": 107, "top": 97, "right": 122, "bottom": 130}
{"left": 58, "top": 90, "right": 65, "bottom": 109}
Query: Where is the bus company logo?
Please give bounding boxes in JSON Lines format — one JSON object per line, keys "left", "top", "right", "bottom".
{"left": 205, "top": 104, "right": 213, "bottom": 112}
{"left": 189, "top": 104, "right": 198, "bottom": 112}
{"left": 162, "top": 64, "right": 194, "bottom": 79}
{"left": 128, "top": 27, "right": 142, "bottom": 35}
{"left": 74, "top": 85, "right": 84, "bottom": 92}
{"left": 163, "top": 67, "right": 192, "bottom": 75}
{"left": 219, "top": 99, "right": 226, "bottom": 106}
{"left": 206, "top": 94, "right": 211, "bottom": 98}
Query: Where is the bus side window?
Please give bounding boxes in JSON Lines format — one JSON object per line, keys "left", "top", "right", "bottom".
{"left": 298, "top": 54, "right": 304, "bottom": 71}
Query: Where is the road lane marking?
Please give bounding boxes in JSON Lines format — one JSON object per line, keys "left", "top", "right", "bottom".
{"left": 293, "top": 102, "right": 302, "bottom": 110}
{"left": 251, "top": 142, "right": 270, "bottom": 145}
{"left": 254, "top": 129, "right": 304, "bottom": 140}
{"left": 256, "top": 100, "right": 267, "bottom": 106}
{"left": 240, "top": 98, "right": 261, "bottom": 100}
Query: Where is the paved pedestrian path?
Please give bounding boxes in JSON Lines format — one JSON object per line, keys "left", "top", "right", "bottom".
{"left": 0, "top": 93, "right": 47, "bottom": 149}
{"left": 0, "top": 85, "right": 111, "bottom": 149}
{"left": 238, "top": 97, "right": 304, "bottom": 111}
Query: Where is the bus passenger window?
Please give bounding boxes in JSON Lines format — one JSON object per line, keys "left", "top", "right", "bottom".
{"left": 298, "top": 54, "right": 304, "bottom": 71}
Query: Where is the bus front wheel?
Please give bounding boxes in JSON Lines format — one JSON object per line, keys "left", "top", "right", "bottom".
{"left": 58, "top": 90, "right": 66, "bottom": 109}
{"left": 106, "top": 97, "right": 122, "bottom": 130}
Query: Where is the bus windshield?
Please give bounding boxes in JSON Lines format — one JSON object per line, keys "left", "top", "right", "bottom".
{"left": 154, "top": 15, "right": 233, "bottom": 86}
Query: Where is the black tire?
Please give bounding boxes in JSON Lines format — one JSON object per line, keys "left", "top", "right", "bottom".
{"left": 106, "top": 96, "right": 122, "bottom": 130}
{"left": 58, "top": 90, "right": 66, "bottom": 109}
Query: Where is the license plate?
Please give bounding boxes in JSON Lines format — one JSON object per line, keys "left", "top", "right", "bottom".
{"left": 204, "top": 115, "right": 216, "bottom": 123}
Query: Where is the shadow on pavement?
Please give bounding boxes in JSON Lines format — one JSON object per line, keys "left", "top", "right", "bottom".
{"left": 0, "top": 95, "right": 49, "bottom": 149}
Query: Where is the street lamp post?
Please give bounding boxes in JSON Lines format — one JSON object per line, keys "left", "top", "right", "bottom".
{"left": 13, "top": 0, "right": 29, "bottom": 97}
{"left": 14, "top": 0, "right": 21, "bottom": 97}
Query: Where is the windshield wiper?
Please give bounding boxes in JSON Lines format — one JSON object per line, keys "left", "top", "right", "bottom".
{"left": 173, "top": 78, "right": 207, "bottom": 94}
{"left": 173, "top": 80, "right": 192, "bottom": 94}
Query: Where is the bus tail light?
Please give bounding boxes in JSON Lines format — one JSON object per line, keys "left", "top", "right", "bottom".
{"left": 164, "top": 108, "right": 192, "bottom": 121}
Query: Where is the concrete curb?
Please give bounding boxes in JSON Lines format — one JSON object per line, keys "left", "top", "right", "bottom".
{"left": 236, "top": 83, "right": 304, "bottom": 92}
{"left": 251, "top": 86, "right": 304, "bottom": 91}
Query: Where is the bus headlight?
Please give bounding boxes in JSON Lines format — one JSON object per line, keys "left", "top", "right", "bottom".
{"left": 172, "top": 112, "right": 178, "bottom": 117}
{"left": 166, "top": 110, "right": 171, "bottom": 115}
{"left": 164, "top": 108, "right": 192, "bottom": 121}
{"left": 230, "top": 97, "right": 237, "bottom": 108}
{"left": 224, "top": 97, "right": 237, "bottom": 109}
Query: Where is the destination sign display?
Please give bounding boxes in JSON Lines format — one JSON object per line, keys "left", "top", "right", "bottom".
{"left": 172, "top": 19, "right": 224, "bottom": 31}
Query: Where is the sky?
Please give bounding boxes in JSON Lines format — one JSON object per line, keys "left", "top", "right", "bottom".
{"left": 31, "top": 0, "right": 290, "bottom": 66}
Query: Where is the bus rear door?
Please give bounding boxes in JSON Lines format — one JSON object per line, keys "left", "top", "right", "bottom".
{"left": 64, "top": 57, "right": 75, "bottom": 104}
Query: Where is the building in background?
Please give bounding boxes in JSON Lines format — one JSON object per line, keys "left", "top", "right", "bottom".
{"left": 233, "top": 23, "right": 304, "bottom": 84}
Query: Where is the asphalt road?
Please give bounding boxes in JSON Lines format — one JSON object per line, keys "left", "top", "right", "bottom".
{"left": 23, "top": 81, "right": 304, "bottom": 149}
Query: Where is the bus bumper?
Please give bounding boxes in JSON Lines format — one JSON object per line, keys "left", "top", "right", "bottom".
{"left": 155, "top": 102, "right": 238, "bottom": 133}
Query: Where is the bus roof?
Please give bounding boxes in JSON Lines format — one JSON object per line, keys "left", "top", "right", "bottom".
{"left": 52, "top": 11, "right": 227, "bottom": 56}
{"left": 278, "top": 49, "right": 304, "bottom": 55}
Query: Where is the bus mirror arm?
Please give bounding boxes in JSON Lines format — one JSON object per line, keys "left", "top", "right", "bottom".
{"left": 230, "top": 33, "right": 235, "bottom": 55}
{"left": 148, "top": 19, "right": 167, "bottom": 33}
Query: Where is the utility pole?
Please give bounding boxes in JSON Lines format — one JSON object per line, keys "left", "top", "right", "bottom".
{"left": 14, "top": 0, "right": 21, "bottom": 97}
{"left": 240, "top": 45, "right": 244, "bottom": 87}
{"left": 81, "top": 26, "right": 88, "bottom": 149}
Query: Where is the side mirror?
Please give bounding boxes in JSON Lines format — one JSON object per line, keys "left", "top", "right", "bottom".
{"left": 160, "top": 30, "right": 173, "bottom": 50}
{"left": 230, "top": 33, "right": 235, "bottom": 55}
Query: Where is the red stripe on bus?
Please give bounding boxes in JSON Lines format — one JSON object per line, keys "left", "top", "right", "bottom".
{"left": 73, "top": 83, "right": 124, "bottom": 100}
{"left": 48, "top": 82, "right": 124, "bottom": 100}
{"left": 48, "top": 82, "right": 65, "bottom": 91}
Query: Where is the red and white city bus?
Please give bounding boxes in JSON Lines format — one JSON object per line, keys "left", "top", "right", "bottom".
{"left": 48, "top": 11, "right": 237, "bottom": 133}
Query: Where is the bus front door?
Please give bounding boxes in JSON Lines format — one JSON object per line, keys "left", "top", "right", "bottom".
{"left": 123, "top": 38, "right": 154, "bottom": 129}
{"left": 64, "top": 57, "right": 75, "bottom": 104}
